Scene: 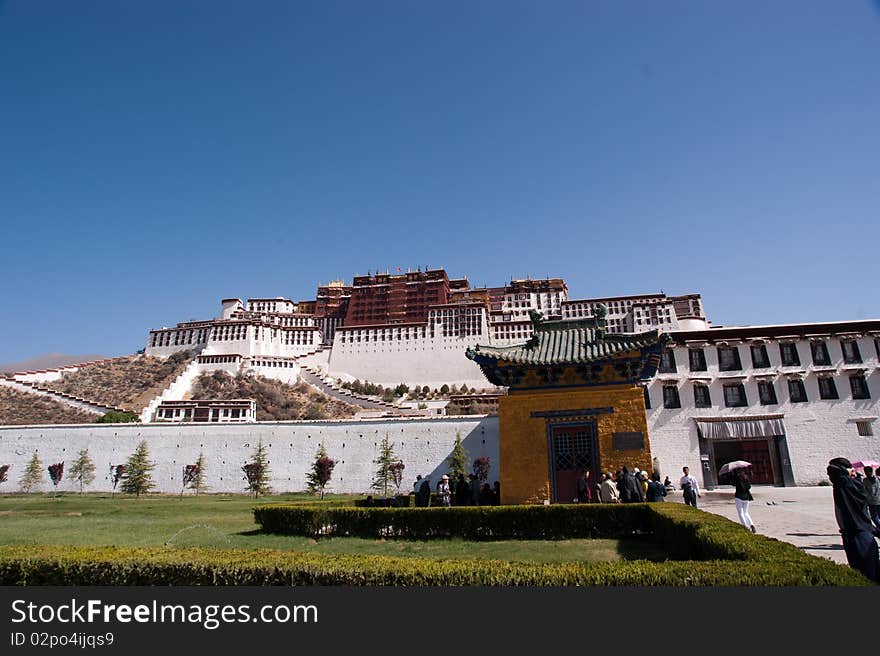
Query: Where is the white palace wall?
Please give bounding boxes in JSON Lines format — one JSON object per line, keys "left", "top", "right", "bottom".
{"left": 0, "top": 417, "right": 499, "bottom": 495}
{"left": 327, "top": 332, "right": 489, "bottom": 389}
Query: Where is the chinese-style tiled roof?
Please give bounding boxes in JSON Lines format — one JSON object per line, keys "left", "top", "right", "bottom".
{"left": 466, "top": 309, "right": 665, "bottom": 366}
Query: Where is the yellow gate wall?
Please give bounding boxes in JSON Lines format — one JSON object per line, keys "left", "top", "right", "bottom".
{"left": 498, "top": 385, "right": 653, "bottom": 505}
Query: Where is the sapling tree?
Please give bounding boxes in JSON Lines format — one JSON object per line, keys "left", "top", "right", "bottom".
{"left": 120, "top": 441, "right": 156, "bottom": 497}
{"left": 68, "top": 449, "right": 96, "bottom": 494}
{"left": 242, "top": 440, "right": 271, "bottom": 497}
{"left": 473, "top": 456, "right": 491, "bottom": 484}
{"left": 371, "top": 435, "right": 403, "bottom": 498}
{"left": 111, "top": 465, "right": 126, "bottom": 495}
{"left": 0, "top": 464, "right": 10, "bottom": 485}
{"left": 306, "top": 444, "right": 335, "bottom": 500}
{"left": 19, "top": 452, "right": 43, "bottom": 493}
{"left": 188, "top": 452, "right": 207, "bottom": 495}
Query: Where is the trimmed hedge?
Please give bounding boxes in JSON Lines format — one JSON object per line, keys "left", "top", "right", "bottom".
{"left": 254, "top": 503, "right": 652, "bottom": 540}
{"left": 0, "top": 544, "right": 868, "bottom": 586}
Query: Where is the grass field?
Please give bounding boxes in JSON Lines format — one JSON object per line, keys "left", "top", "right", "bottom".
{"left": 0, "top": 493, "right": 669, "bottom": 563}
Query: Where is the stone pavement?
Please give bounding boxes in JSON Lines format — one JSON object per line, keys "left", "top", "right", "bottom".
{"left": 664, "top": 485, "right": 856, "bottom": 564}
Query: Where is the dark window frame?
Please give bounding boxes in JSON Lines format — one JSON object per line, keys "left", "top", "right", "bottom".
{"left": 788, "top": 379, "right": 808, "bottom": 403}
{"left": 659, "top": 349, "right": 677, "bottom": 374}
{"left": 817, "top": 376, "right": 839, "bottom": 400}
{"left": 717, "top": 346, "right": 743, "bottom": 372}
{"left": 693, "top": 384, "right": 712, "bottom": 408}
{"left": 722, "top": 383, "right": 747, "bottom": 407}
{"left": 850, "top": 374, "right": 870, "bottom": 400}
{"left": 688, "top": 348, "right": 707, "bottom": 372}
{"left": 662, "top": 385, "right": 681, "bottom": 409}
{"left": 780, "top": 342, "right": 801, "bottom": 367}
{"left": 750, "top": 344, "right": 770, "bottom": 368}
{"left": 757, "top": 380, "right": 778, "bottom": 405}
{"left": 643, "top": 385, "right": 651, "bottom": 409}
{"left": 811, "top": 341, "right": 831, "bottom": 366}
{"left": 842, "top": 340, "right": 862, "bottom": 365}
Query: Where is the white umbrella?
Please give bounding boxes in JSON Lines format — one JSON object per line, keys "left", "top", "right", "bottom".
{"left": 718, "top": 460, "right": 751, "bottom": 476}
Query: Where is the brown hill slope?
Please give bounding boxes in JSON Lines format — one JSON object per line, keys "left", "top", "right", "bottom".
{"left": 48, "top": 351, "right": 193, "bottom": 412}
{"left": 190, "top": 371, "right": 360, "bottom": 421}
{"left": 0, "top": 387, "right": 98, "bottom": 425}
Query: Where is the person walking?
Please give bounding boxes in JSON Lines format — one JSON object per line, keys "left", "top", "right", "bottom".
{"left": 455, "top": 473, "right": 469, "bottom": 507}
{"left": 577, "top": 469, "right": 594, "bottom": 503}
{"left": 863, "top": 466, "right": 880, "bottom": 531}
{"left": 619, "top": 466, "right": 643, "bottom": 503}
{"left": 827, "top": 457, "right": 880, "bottom": 583}
{"left": 733, "top": 468, "right": 756, "bottom": 532}
{"left": 680, "top": 466, "right": 701, "bottom": 507}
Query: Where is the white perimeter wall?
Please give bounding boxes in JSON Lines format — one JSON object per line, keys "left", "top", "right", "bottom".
{"left": 0, "top": 417, "right": 499, "bottom": 495}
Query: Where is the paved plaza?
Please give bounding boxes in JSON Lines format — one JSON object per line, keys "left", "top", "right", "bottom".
{"left": 665, "top": 484, "right": 864, "bottom": 564}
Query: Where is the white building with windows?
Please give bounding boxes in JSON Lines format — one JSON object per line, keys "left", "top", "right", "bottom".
{"left": 644, "top": 320, "right": 880, "bottom": 488}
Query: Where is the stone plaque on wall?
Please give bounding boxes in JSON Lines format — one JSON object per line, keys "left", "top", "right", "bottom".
{"left": 612, "top": 431, "right": 645, "bottom": 451}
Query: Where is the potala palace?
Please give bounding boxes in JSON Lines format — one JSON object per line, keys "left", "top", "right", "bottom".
{"left": 2, "top": 268, "right": 878, "bottom": 497}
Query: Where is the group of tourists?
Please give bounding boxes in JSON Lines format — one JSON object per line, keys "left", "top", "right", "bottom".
{"left": 575, "top": 466, "right": 670, "bottom": 504}
{"left": 413, "top": 473, "right": 500, "bottom": 507}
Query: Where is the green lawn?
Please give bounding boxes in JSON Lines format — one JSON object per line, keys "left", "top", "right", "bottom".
{"left": 0, "top": 493, "right": 668, "bottom": 563}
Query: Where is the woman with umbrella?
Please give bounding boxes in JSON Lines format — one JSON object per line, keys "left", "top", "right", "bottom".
{"left": 720, "top": 461, "right": 756, "bottom": 533}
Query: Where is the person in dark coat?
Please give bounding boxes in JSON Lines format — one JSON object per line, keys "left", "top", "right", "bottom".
{"left": 646, "top": 472, "right": 667, "bottom": 502}
{"left": 618, "top": 466, "right": 643, "bottom": 503}
{"left": 576, "top": 469, "right": 594, "bottom": 503}
{"left": 416, "top": 477, "right": 432, "bottom": 507}
{"left": 469, "top": 474, "right": 480, "bottom": 505}
{"left": 827, "top": 457, "right": 880, "bottom": 583}
{"left": 733, "top": 469, "right": 756, "bottom": 532}
{"left": 479, "top": 483, "right": 494, "bottom": 506}
{"left": 455, "top": 473, "right": 470, "bottom": 506}
{"left": 493, "top": 481, "right": 501, "bottom": 505}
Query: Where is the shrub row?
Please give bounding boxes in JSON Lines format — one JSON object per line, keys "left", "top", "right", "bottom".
{"left": 0, "top": 545, "right": 868, "bottom": 586}
{"left": 253, "top": 503, "right": 653, "bottom": 540}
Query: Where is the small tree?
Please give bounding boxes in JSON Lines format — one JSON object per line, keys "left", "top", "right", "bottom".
{"left": 188, "top": 452, "right": 207, "bottom": 495}
{"left": 446, "top": 432, "right": 470, "bottom": 480}
{"left": 110, "top": 464, "right": 126, "bottom": 495}
{"left": 48, "top": 462, "right": 64, "bottom": 497}
{"left": 68, "top": 449, "right": 96, "bottom": 494}
{"left": 473, "top": 456, "right": 491, "bottom": 484}
{"left": 242, "top": 439, "right": 271, "bottom": 497}
{"left": 371, "top": 435, "right": 402, "bottom": 498}
{"left": 306, "top": 445, "right": 336, "bottom": 500}
{"left": 0, "top": 464, "right": 10, "bottom": 485}
{"left": 19, "top": 452, "right": 43, "bottom": 493}
{"left": 120, "top": 441, "right": 156, "bottom": 497}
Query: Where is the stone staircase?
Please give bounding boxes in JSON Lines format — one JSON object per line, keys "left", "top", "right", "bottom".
{"left": 298, "top": 366, "right": 401, "bottom": 411}
{"left": 0, "top": 378, "right": 125, "bottom": 416}
{"left": 138, "top": 356, "right": 204, "bottom": 423}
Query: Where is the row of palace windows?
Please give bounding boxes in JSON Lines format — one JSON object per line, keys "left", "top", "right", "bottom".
{"left": 647, "top": 374, "right": 872, "bottom": 409}
{"left": 659, "top": 339, "right": 877, "bottom": 374}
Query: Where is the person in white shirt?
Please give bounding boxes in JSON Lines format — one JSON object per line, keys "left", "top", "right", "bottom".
{"left": 680, "top": 466, "right": 701, "bottom": 508}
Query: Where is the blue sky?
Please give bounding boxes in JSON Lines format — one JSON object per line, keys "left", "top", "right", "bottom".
{"left": 1, "top": 2, "right": 879, "bottom": 363}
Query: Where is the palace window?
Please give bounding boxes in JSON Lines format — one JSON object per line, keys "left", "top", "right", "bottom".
{"left": 693, "top": 384, "right": 712, "bottom": 408}
{"left": 722, "top": 383, "right": 747, "bottom": 407}
{"left": 850, "top": 374, "right": 870, "bottom": 400}
{"left": 689, "top": 348, "right": 707, "bottom": 372}
{"left": 659, "top": 349, "right": 677, "bottom": 374}
{"left": 842, "top": 340, "right": 862, "bottom": 364}
{"left": 780, "top": 342, "right": 801, "bottom": 367}
{"left": 662, "top": 385, "right": 681, "bottom": 409}
{"left": 811, "top": 341, "right": 831, "bottom": 366}
{"left": 643, "top": 386, "right": 651, "bottom": 409}
{"left": 818, "top": 376, "right": 839, "bottom": 400}
{"left": 856, "top": 421, "right": 874, "bottom": 437}
{"left": 757, "top": 381, "right": 778, "bottom": 405}
{"left": 875, "top": 338, "right": 880, "bottom": 360}
{"left": 718, "top": 346, "right": 742, "bottom": 372}
{"left": 788, "top": 379, "right": 808, "bottom": 403}
{"left": 751, "top": 345, "right": 770, "bottom": 368}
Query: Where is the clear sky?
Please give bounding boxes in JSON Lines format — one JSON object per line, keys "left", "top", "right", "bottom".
{"left": 1, "top": 1, "right": 879, "bottom": 364}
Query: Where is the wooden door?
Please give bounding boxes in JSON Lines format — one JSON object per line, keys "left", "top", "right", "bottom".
{"left": 550, "top": 423, "right": 597, "bottom": 503}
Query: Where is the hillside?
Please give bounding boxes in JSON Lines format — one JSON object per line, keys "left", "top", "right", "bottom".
{"left": 0, "top": 387, "right": 98, "bottom": 425}
{"left": 190, "top": 371, "right": 360, "bottom": 421}
{"left": 48, "top": 351, "right": 193, "bottom": 412}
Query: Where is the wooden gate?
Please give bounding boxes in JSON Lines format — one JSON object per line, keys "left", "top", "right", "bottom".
{"left": 549, "top": 422, "right": 598, "bottom": 503}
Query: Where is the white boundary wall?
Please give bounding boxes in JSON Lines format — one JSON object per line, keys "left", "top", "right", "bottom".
{"left": 0, "top": 417, "right": 499, "bottom": 495}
